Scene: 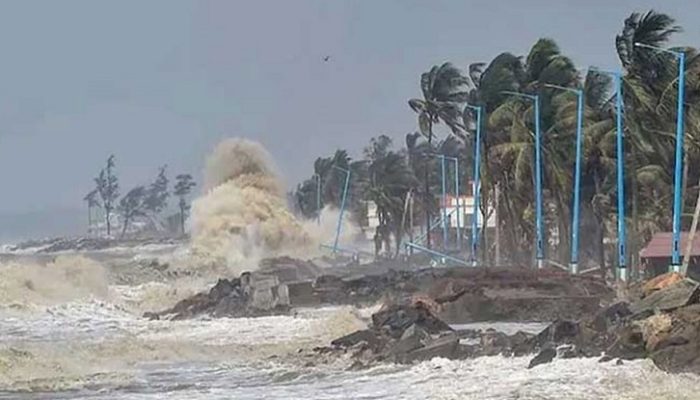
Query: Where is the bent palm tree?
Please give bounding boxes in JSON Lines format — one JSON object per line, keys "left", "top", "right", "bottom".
{"left": 409, "top": 62, "right": 469, "bottom": 248}
{"left": 365, "top": 151, "right": 418, "bottom": 256}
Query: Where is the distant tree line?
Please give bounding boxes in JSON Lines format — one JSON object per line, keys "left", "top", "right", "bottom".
{"left": 84, "top": 155, "right": 196, "bottom": 238}
{"left": 294, "top": 133, "right": 468, "bottom": 256}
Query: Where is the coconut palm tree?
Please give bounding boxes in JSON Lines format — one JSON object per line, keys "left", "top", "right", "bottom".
{"left": 616, "top": 10, "right": 700, "bottom": 272}
{"left": 365, "top": 150, "right": 418, "bottom": 256}
{"left": 408, "top": 62, "right": 470, "bottom": 248}
{"left": 481, "top": 38, "right": 578, "bottom": 263}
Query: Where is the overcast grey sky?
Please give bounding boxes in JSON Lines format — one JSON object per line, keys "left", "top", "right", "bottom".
{"left": 0, "top": 0, "right": 696, "bottom": 240}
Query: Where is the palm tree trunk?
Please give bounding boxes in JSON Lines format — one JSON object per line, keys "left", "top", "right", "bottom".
{"left": 494, "top": 182, "right": 501, "bottom": 265}
{"left": 555, "top": 193, "right": 569, "bottom": 264}
{"left": 87, "top": 205, "right": 92, "bottom": 236}
{"left": 501, "top": 176, "right": 520, "bottom": 264}
{"left": 409, "top": 194, "right": 414, "bottom": 247}
{"left": 682, "top": 148, "right": 689, "bottom": 225}
{"left": 397, "top": 190, "right": 412, "bottom": 258}
{"left": 394, "top": 225, "right": 402, "bottom": 259}
{"left": 121, "top": 215, "right": 129, "bottom": 239}
{"left": 480, "top": 181, "right": 490, "bottom": 265}
{"left": 631, "top": 162, "right": 640, "bottom": 279}
{"left": 596, "top": 216, "right": 606, "bottom": 275}
{"left": 682, "top": 174, "right": 700, "bottom": 276}
{"left": 683, "top": 149, "right": 689, "bottom": 211}
{"left": 424, "top": 135, "right": 433, "bottom": 249}
{"left": 593, "top": 169, "right": 607, "bottom": 275}
{"left": 180, "top": 205, "right": 186, "bottom": 235}
{"left": 106, "top": 208, "right": 111, "bottom": 237}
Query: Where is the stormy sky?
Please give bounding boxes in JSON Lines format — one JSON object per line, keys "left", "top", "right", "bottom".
{"left": 0, "top": 0, "right": 696, "bottom": 241}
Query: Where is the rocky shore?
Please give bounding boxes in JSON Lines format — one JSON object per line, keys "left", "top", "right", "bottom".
{"left": 145, "top": 257, "right": 611, "bottom": 322}
{"left": 317, "top": 272, "right": 700, "bottom": 374}
{"left": 145, "top": 256, "right": 700, "bottom": 375}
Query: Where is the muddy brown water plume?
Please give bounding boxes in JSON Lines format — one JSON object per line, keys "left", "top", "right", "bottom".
{"left": 190, "top": 138, "right": 342, "bottom": 275}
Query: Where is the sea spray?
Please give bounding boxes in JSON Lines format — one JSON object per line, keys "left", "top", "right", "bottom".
{"left": 190, "top": 138, "right": 361, "bottom": 275}
{"left": 190, "top": 138, "right": 313, "bottom": 273}
{"left": 0, "top": 255, "right": 109, "bottom": 310}
{"left": 0, "top": 305, "right": 367, "bottom": 392}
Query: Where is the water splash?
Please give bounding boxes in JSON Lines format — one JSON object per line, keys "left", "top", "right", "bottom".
{"left": 189, "top": 138, "right": 362, "bottom": 276}
{"left": 0, "top": 255, "right": 109, "bottom": 311}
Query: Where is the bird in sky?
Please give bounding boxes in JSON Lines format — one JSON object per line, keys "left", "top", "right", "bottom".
{"left": 323, "top": 55, "right": 330, "bottom": 62}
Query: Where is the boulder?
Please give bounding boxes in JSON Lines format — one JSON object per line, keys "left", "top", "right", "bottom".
{"left": 147, "top": 272, "right": 291, "bottom": 320}
{"left": 528, "top": 347, "right": 556, "bottom": 369}
{"left": 631, "top": 279, "right": 700, "bottom": 317}
{"left": 287, "top": 281, "right": 317, "bottom": 306}
{"left": 639, "top": 313, "right": 673, "bottom": 352}
{"left": 642, "top": 272, "right": 684, "bottom": 297}
{"left": 604, "top": 323, "right": 647, "bottom": 361}
{"left": 589, "top": 302, "right": 632, "bottom": 332}
{"left": 390, "top": 324, "right": 431, "bottom": 356}
{"left": 331, "top": 329, "right": 381, "bottom": 348}
{"left": 480, "top": 329, "right": 517, "bottom": 356}
{"left": 372, "top": 303, "right": 452, "bottom": 339}
{"left": 398, "top": 334, "right": 460, "bottom": 363}
{"left": 532, "top": 319, "right": 580, "bottom": 348}
{"left": 648, "top": 304, "right": 700, "bottom": 373}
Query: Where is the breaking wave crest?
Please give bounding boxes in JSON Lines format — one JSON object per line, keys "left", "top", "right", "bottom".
{"left": 0, "top": 305, "right": 367, "bottom": 392}
{"left": 0, "top": 256, "right": 109, "bottom": 311}
{"left": 189, "top": 138, "right": 361, "bottom": 276}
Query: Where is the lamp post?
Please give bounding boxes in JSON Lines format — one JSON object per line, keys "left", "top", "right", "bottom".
{"left": 635, "top": 42, "right": 686, "bottom": 274}
{"left": 465, "top": 104, "right": 483, "bottom": 266}
{"left": 590, "top": 68, "right": 627, "bottom": 281}
{"left": 502, "top": 91, "right": 544, "bottom": 269}
{"left": 544, "top": 84, "right": 584, "bottom": 274}
{"left": 332, "top": 165, "right": 351, "bottom": 254}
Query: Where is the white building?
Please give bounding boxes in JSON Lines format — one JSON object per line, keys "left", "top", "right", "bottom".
{"left": 442, "top": 193, "right": 496, "bottom": 230}
{"left": 364, "top": 201, "right": 382, "bottom": 240}
{"left": 363, "top": 187, "right": 496, "bottom": 241}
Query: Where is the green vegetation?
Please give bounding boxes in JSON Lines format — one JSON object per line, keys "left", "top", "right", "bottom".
{"left": 294, "top": 10, "right": 700, "bottom": 272}
{"left": 86, "top": 156, "right": 195, "bottom": 237}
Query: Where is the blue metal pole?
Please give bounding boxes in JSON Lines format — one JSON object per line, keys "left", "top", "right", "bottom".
{"left": 571, "top": 90, "right": 584, "bottom": 274}
{"left": 671, "top": 52, "right": 686, "bottom": 272}
{"left": 454, "top": 158, "right": 461, "bottom": 252}
{"left": 470, "top": 106, "right": 483, "bottom": 266}
{"left": 414, "top": 209, "right": 457, "bottom": 244}
{"left": 333, "top": 168, "right": 351, "bottom": 254}
{"left": 440, "top": 155, "right": 448, "bottom": 250}
{"left": 614, "top": 73, "right": 627, "bottom": 281}
{"left": 404, "top": 241, "right": 470, "bottom": 266}
{"left": 534, "top": 95, "right": 544, "bottom": 269}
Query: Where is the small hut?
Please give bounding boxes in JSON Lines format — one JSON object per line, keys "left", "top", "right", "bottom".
{"left": 640, "top": 232, "right": 700, "bottom": 279}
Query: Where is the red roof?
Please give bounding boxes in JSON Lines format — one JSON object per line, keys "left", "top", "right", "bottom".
{"left": 640, "top": 232, "right": 700, "bottom": 259}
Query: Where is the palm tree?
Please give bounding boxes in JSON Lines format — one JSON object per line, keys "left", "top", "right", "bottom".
{"left": 409, "top": 62, "right": 469, "bottom": 248}
{"left": 314, "top": 150, "right": 351, "bottom": 207}
{"left": 616, "top": 11, "right": 682, "bottom": 83}
{"left": 481, "top": 39, "right": 578, "bottom": 264}
{"left": 83, "top": 189, "right": 100, "bottom": 236}
{"left": 616, "top": 10, "right": 700, "bottom": 271}
{"left": 365, "top": 151, "right": 418, "bottom": 256}
{"left": 552, "top": 70, "right": 615, "bottom": 270}
{"left": 294, "top": 179, "right": 318, "bottom": 219}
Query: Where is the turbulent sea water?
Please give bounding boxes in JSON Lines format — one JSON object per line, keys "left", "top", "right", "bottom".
{"left": 2, "top": 251, "right": 700, "bottom": 399}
